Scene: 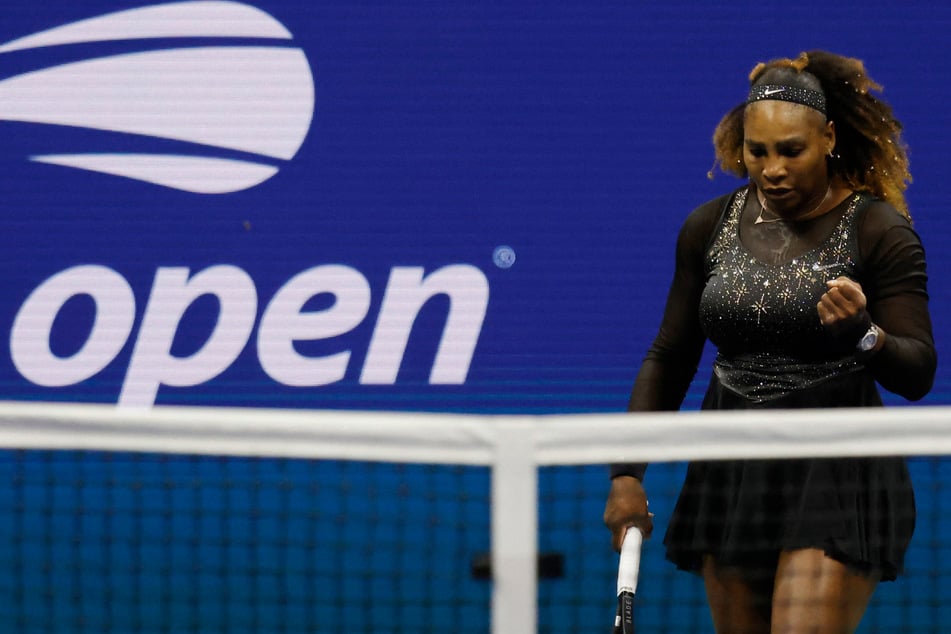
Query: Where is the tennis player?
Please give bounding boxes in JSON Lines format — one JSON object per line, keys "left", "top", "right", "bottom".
{"left": 604, "top": 50, "right": 936, "bottom": 633}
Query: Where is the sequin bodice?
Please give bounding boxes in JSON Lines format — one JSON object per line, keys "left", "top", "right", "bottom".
{"left": 699, "top": 189, "right": 867, "bottom": 401}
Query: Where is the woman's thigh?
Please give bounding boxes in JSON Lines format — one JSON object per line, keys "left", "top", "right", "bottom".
{"left": 702, "top": 555, "right": 774, "bottom": 634}
{"left": 771, "top": 548, "right": 878, "bottom": 634}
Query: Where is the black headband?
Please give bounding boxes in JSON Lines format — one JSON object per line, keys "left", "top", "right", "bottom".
{"left": 747, "top": 84, "right": 827, "bottom": 116}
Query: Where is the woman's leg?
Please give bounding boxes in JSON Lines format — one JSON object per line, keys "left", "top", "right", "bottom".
{"left": 702, "top": 554, "right": 773, "bottom": 634}
{"left": 771, "top": 548, "right": 878, "bottom": 634}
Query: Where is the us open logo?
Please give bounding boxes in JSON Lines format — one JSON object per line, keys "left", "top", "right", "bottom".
{"left": 0, "top": 0, "right": 314, "bottom": 194}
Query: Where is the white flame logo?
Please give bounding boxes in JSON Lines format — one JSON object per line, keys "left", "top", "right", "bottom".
{"left": 0, "top": 1, "right": 315, "bottom": 194}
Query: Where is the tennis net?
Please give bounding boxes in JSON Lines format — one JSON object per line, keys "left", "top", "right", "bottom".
{"left": 0, "top": 401, "right": 949, "bottom": 633}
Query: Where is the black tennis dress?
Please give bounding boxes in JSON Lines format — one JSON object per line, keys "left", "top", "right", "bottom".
{"left": 614, "top": 186, "right": 936, "bottom": 580}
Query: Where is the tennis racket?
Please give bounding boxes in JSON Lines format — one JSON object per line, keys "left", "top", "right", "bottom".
{"left": 613, "top": 526, "right": 642, "bottom": 634}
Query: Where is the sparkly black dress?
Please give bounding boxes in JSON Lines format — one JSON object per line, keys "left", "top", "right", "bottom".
{"left": 614, "top": 186, "right": 936, "bottom": 580}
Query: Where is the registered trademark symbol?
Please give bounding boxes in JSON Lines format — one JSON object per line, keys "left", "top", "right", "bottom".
{"left": 492, "top": 246, "right": 516, "bottom": 269}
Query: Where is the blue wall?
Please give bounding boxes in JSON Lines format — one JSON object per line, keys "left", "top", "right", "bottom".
{"left": 0, "top": 1, "right": 948, "bottom": 632}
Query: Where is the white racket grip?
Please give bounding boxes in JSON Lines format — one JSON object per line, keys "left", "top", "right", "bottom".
{"left": 617, "top": 526, "right": 642, "bottom": 595}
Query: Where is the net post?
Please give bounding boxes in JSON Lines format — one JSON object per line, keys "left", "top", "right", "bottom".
{"left": 491, "top": 420, "right": 538, "bottom": 634}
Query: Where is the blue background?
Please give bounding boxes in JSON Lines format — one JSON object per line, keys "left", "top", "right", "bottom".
{"left": 0, "top": 1, "right": 948, "bottom": 411}
{"left": 0, "top": 1, "right": 948, "bottom": 632}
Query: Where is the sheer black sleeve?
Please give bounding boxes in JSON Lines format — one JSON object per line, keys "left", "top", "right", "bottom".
{"left": 610, "top": 194, "right": 727, "bottom": 480}
{"left": 857, "top": 201, "right": 937, "bottom": 400}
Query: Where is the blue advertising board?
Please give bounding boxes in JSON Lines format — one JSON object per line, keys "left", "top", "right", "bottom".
{"left": 0, "top": 2, "right": 950, "bottom": 632}
{"left": 0, "top": 1, "right": 949, "bottom": 413}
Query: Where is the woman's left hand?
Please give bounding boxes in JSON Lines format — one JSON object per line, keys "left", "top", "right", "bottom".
{"left": 816, "top": 276, "right": 869, "bottom": 335}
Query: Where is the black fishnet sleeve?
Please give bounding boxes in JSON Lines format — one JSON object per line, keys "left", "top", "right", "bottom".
{"left": 610, "top": 195, "right": 726, "bottom": 480}
{"left": 858, "top": 201, "right": 937, "bottom": 400}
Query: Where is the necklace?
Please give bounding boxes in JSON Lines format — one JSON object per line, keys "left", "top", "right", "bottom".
{"left": 755, "top": 185, "right": 831, "bottom": 224}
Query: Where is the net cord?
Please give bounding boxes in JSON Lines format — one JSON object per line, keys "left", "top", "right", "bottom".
{"left": 0, "top": 400, "right": 948, "bottom": 634}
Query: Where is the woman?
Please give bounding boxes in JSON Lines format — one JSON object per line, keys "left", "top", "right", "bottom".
{"left": 603, "top": 51, "right": 936, "bottom": 633}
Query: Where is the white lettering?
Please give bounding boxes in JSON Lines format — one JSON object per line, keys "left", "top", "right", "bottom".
{"left": 11, "top": 265, "right": 135, "bottom": 386}
{"left": 258, "top": 265, "right": 371, "bottom": 386}
{"left": 10, "top": 262, "right": 489, "bottom": 406}
{"left": 119, "top": 266, "right": 257, "bottom": 407}
{"left": 361, "top": 265, "right": 489, "bottom": 384}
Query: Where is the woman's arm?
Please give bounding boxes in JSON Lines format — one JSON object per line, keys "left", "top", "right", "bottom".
{"left": 609, "top": 196, "right": 723, "bottom": 480}
{"left": 859, "top": 208, "right": 937, "bottom": 400}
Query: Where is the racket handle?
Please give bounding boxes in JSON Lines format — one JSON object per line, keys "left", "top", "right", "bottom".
{"left": 617, "top": 526, "right": 642, "bottom": 594}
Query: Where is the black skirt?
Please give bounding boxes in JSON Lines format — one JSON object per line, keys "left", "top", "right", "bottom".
{"left": 663, "top": 371, "right": 916, "bottom": 581}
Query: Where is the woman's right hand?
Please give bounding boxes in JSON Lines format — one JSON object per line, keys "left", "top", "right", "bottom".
{"left": 603, "top": 475, "right": 653, "bottom": 552}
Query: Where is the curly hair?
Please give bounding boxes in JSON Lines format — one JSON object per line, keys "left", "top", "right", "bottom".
{"left": 710, "top": 51, "right": 912, "bottom": 219}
